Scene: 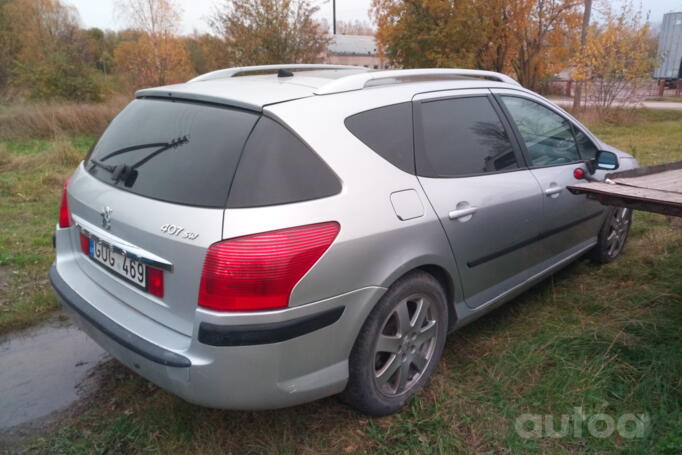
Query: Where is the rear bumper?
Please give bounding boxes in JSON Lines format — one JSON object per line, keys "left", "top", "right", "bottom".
{"left": 50, "top": 266, "right": 191, "bottom": 367}
{"left": 50, "top": 258, "right": 384, "bottom": 410}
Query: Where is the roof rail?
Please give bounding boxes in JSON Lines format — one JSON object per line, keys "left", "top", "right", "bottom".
{"left": 314, "top": 68, "right": 520, "bottom": 95}
{"left": 189, "top": 64, "right": 368, "bottom": 83}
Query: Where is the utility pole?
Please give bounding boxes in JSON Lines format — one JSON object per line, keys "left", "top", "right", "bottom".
{"left": 332, "top": 0, "right": 336, "bottom": 34}
{"left": 573, "top": 0, "right": 592, "bottom": 111}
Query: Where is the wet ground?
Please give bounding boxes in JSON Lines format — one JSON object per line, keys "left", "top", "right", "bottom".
{"left": 0, "top": 317, "right": 108, "bottom": 432}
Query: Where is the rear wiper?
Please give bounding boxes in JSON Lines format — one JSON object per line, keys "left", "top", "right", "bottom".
{"left": 89, "top": 159, "right": 116, "bottom": 173}
{"left": 99, "top": 141, "right": 170, "bottom": 162}
{"left": 88, "top": 141, "right": 169, "bottom": 174}
{"left": 88, "top": 159, "right": 139, "bottom": 184}
{"left": 125, "top": 135, "right": 190, "bottom": 171}
{"left": 88, "top": 136, "right": 190, "bottom": 187}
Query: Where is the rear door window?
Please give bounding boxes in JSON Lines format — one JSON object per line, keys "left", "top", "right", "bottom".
{"left": 417, "top": 96, "right": 519, "bottom": 177}
{"left": 227, "top": 117, "right": 341, "bottom": 208}
{"left": 87, "top": 98, "right": 259, "bottom": 207}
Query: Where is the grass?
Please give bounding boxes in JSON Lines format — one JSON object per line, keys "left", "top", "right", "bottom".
{"left": 20, "top": 212, "right": 682, "bottom": 454}
{"left": 1, "top": 108, "right": 681, "bottom": 453}
{"left": 0, "top": 136, "right": 94, "bottom": 333}
{"left": 583, "top": 109, "right": 682, "bottom": 166}
{"left": 0, "top": 96, "right": 126, "bottom": 140}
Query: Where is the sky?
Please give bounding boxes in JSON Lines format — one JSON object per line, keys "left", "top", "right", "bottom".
{"left": 66, "top": 0, "right": 374, "bottom": 35}
{"left": 66, "top": 0, "right": 682, "bottom": 35}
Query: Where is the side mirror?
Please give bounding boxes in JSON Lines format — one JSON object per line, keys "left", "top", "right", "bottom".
{"left": 593, "top": 150, "right": 619, "bottom": 172}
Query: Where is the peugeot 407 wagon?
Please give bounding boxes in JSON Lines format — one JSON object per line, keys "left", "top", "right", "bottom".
{"left": 50, "top": 64, "right": 637, "bottom": 416}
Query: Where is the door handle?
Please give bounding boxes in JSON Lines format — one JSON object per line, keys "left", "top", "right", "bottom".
{"left": 544, "top": 186, "right": 563, "bottom": 197}
{"left": 448, "top": 206, "right": 478, "bottom": 220}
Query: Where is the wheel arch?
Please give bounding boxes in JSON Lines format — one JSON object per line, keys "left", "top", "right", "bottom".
{"left": 376, "top": 260, "right": 460, "bottom": 332}
{"left": 415, "top": 264, "right": 458, "bottom": 330}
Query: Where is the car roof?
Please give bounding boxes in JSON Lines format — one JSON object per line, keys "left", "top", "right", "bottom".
{"left": 135, "top": 65, "right": 523, "bottom": 112}
{"left": 135, "top": 69, "right": 365, "bottom": 111}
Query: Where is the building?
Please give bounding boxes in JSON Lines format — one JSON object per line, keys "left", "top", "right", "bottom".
{"left": 654, "top": 12, "right": 682, "bottom": 82}
{"left": 325, "top": 35, "right": 389, "bottom": 69}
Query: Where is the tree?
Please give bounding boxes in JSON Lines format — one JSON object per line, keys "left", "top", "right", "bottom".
{"left": 114, "top": 0, "right": 193, "bottom": 88}
{"left": 182, "top": 33, "right": 232, "bottom": 75}
{"left": 114, "top": 34, "right": 194, "bottom": 88}
{"left": 371, "top": 0, "right": 479, "bottom": 68}
{"left": 571, "top": 1, "right": 654, "bottom": 112}
{"left": 468, "top": 0, "right": 526, "bottom": 73}
{"left": 371, "top": 0, "right": 581, "bottom": 90}
{"left": 511, "top": 0, "right": 582, "bottom": 91}
{"left": 210, "top": 0, "right": 330, "bottom": 65}
{"left": 3, "top": 0, "right": 104, "bottom": 101}
{"left": 0, "top": 0, "right": 18, "bottom": 92}
{"left": 116, "top": 0, "right": 181, "bottom": 36}
{"left": 572, "top": 0, "right": 592, "bottom": 110}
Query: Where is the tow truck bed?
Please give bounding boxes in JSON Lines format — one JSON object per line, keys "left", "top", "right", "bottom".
{"left": 568, "top": 161, "right": 682, "bottom": 218}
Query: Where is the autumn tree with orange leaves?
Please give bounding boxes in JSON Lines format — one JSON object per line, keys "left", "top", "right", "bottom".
{"left": 372, "top": 0, "right": 582, "bottom": 91}
{"left": 571, "top": 1, "right": 655, "bottom": 111}
{"left": 114, "top": 0, "right": 194, "bottom": 89}
{"left": 210, "top": 0, "right": 330, "bottom": 66}
{"left": 511, "top": 0, "right": 582, "bottom": 91}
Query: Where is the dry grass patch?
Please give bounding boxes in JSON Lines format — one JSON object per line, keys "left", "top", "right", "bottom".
{"left": 0, "top": 143, "right": 11, "bottom": 167}
{"left": 0, "top": 96, "right": 127, "bottom": 140}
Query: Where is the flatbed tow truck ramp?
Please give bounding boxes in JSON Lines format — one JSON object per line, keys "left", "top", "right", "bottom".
{"left": 569, "top": 162, "right": 682, "bottom": 218}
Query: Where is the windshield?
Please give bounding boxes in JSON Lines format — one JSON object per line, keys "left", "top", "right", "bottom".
{"left": 87, "top": 98, "right": 259, "bottom": 207}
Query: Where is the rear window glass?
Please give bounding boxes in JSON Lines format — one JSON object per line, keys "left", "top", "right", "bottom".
{"left": 227, "top": 117, "right": 341, "bottom": 208}
{"left": 345, "top": 103, "right": 415, "bottom": 173}
{"left": 86, "top": 99, "right": 259, "bottom": 207}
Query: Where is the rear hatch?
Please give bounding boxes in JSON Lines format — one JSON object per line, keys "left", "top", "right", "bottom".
{"left": 68, "top": 98, "right": 259, "bottom": 335}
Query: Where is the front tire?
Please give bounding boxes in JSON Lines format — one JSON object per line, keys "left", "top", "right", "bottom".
{"left": 341, "top": 271, "right": 448, "bottom": 416}
{"left": 590, "top": 207, "right": 632, "bottom": 264}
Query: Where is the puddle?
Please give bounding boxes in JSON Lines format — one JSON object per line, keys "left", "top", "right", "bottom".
{"left": 0, "top": 318, "right": 108, "bottom": 430}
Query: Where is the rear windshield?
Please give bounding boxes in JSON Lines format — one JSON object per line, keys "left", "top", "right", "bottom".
{"left": 86, "top": 98, "right": 259, "bottom": 207}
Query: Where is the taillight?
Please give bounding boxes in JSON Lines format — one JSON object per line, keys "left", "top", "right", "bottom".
{"left": 148, "top": 267, "right": 164, "bottom": 298}
{"left": 59, "top": 178, "right": 72, "bottom": 228}
{"left": 198, "top": 222, "right": 340, "bottom": 312}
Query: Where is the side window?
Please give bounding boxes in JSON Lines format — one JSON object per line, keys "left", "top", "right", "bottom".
{"left": 227, "top": 117, "right": 341, "bottom": 208}
{"left": 418, "top": 96, "right": 518, "bottom": 178}
{"left": 574, "top": 128, "right": 599, "bottom": 161}
{"left": 345, "top": 103, "right": 414, "bottom": 173}
{"left": 500, "top": 96, "right": 580, "bottom": 167}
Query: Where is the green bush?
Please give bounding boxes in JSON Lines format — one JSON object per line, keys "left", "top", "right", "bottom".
{"left": 16, "top": 54, "right": 104, "bottom": 102}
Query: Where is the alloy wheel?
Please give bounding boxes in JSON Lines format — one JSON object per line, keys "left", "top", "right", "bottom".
{"left": 606, "top": 208, "right": 630, "bottom": 258}
{"left": 372, "top": 294, "right": 439, "bottom": 396}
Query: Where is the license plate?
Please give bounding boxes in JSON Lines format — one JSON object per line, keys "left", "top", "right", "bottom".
{"left": 89, "top": 240, "right": 147, "bottom": 288}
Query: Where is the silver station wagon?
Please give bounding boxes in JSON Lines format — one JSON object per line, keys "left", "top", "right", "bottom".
{"left": 50, "top": 65, "right": 636, "bottom": 416}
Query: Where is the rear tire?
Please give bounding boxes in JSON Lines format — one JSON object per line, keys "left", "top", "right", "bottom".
{"left": 589, "top": 207, "right": 632, "bottom": 264}
{"left": 340, "top": 271, "right": 448, "bottom": 416}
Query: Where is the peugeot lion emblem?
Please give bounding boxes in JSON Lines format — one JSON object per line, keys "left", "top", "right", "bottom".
{"left": 101, "top": 206, "right": 113, "bottom": 230}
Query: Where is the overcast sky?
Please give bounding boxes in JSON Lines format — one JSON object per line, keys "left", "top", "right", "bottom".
{"left": 66, "top": 0, "right": 681, "bottom": 35}
{"left": 66, "top": 0, "right": 373, "bottom": 34}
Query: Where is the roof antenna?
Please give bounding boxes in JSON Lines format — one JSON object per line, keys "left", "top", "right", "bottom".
{"left": 277, "top": 68, "right": 294, "bottom": 78}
